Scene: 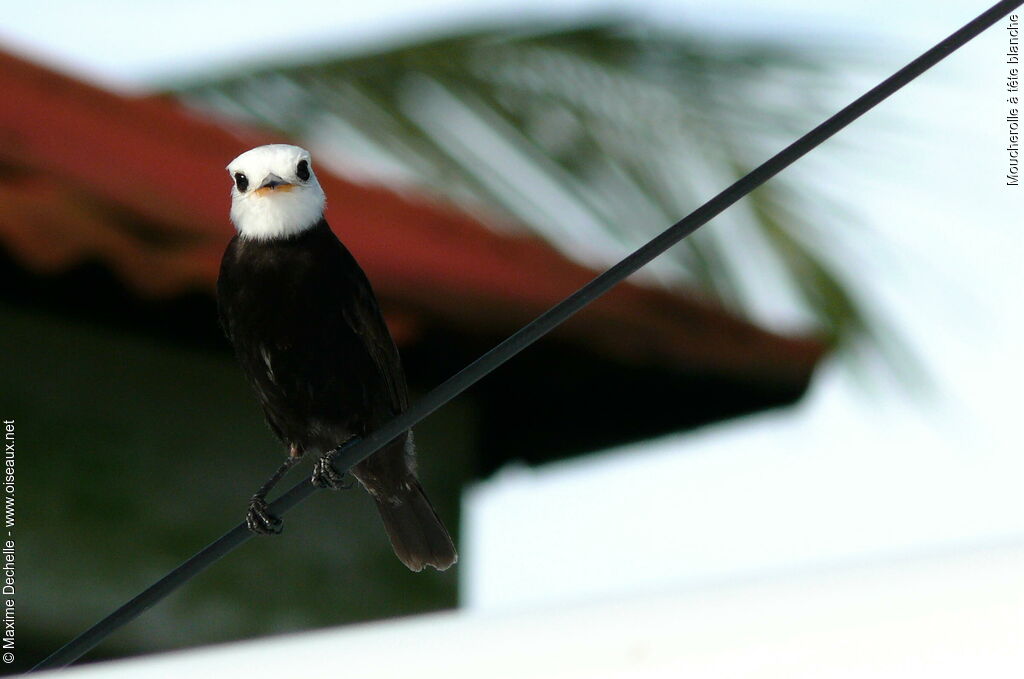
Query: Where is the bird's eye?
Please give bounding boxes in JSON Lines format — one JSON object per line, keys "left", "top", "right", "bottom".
{"left": 234, "top": 173, "right": 249, "bottom": 192}
{"left": 296, "top": 160, "right": 310, "bottom": 182}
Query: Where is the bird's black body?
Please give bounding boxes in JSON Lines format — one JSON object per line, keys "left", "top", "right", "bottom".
{"left": 218, "top": 218, "right": 456, "bottom": 571}
{"left": 218, "top": 219, "right": 404, "bottom": 453}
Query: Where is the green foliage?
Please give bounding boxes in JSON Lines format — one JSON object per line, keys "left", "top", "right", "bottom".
{"left": 7, "top": 303, "right": 463, "bottom": 665}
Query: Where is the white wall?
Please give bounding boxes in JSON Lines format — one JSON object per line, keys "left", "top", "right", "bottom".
{"left": 54, "top": 542, "right": 1024, "bottom": 678}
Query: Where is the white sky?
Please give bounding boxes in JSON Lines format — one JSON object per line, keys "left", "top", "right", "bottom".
{"left": 0, "top": 1, "right": 994, "bottom": 88}
{"left": 3, "top": 0, "right": 1021, "bottom": 610}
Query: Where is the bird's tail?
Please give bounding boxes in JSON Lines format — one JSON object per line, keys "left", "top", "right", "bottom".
{"left": 373, "top": 478, "right": 458, "bottom": 572}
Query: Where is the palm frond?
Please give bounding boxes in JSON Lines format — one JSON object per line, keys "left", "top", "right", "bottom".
{"left": 167, "top": 22, "right": 907, "bottom": 367}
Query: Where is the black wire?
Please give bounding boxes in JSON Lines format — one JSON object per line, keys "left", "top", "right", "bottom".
{"left": 32, "top": 0, "right": 1022, "bottom": 671}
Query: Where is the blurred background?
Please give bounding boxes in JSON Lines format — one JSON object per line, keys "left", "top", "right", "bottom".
{"left": 1, "top": 0, "right": 1021, "bottom": 674}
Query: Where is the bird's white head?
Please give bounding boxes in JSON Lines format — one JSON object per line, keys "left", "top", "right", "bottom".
{"left": 227, "top": 144, "right": 326, "bottom": 240}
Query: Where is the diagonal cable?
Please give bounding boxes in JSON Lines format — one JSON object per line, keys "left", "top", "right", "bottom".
{"left": 32, "top": 0, "right": 1023, "bottom": 671}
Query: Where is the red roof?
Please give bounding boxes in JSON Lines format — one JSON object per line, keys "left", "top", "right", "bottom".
{"left": 0, "top": 48, "right": 825, "bottom": 386}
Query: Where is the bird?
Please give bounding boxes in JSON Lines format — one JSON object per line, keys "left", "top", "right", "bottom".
{"left": 216, "top": 143, "right": 457, "bottom": 572}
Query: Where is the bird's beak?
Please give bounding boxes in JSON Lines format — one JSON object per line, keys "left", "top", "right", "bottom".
{"left": 253, "top": 173, "right": 295, "bottom": 196}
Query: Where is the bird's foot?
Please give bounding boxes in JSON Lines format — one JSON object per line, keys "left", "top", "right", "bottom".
{"left": 246, "top": 495, "right": 283, "bottom": 535}
{"left": 311, "top": 447, "right": 355, "bottom": 490}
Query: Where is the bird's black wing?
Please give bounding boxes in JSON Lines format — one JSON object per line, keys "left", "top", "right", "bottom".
{"left": 329, "top": 229, "right": 410, "bottom": 415}
{"left": 216, "top": 235, "right": 242, "bottom": 347}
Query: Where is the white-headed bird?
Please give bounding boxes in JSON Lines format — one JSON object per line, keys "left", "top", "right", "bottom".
{"left": 217, "top": 144, "right": 457, "bottom": 572}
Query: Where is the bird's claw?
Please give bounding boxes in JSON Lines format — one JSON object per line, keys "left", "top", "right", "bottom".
{"left": 311, "top": 449, "right": 354, "bottom": 490}
{"left": 246, "top": 495, "right": 283, "bottom": 535}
